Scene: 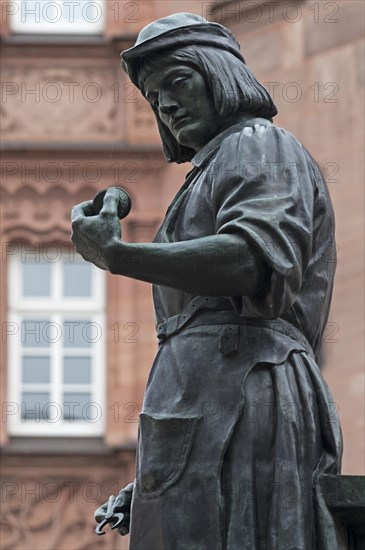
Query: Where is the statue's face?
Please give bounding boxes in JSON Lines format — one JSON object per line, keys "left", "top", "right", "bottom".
{"left": 144, "top": 62, "right": 224, "bottom": 152}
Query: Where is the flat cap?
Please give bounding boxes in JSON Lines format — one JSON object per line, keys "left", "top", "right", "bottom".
{"left": 121, "top": 12, "right": 245, "bottom": 87}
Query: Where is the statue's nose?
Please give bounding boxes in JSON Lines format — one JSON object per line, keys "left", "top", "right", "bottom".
{"left": 159, "top": 91, "right": 179, "bottom": 115}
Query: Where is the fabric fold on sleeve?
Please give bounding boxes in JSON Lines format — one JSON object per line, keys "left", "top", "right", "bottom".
{"left": 211, "top": 124, "right": 314, "bottom": 319}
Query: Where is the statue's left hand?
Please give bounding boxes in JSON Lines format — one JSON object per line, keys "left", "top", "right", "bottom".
{"left": 94, "top": 482, "right": 134, "bottom": 536}
{"left": 71, "top": 188, "right": 122, "bottom": 271}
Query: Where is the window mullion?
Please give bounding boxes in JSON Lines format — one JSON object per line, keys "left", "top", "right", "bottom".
{"left": 53, "top": 255, "right": 62, "bottom": 302}
{"left": 53, "top": 313, "right": 63, "bottom": 424}
{"left": 93, "top": 312, "right": 105, "bottom": 431}
{"left": 9, "top": 312, "right": 23, "bottom": 430}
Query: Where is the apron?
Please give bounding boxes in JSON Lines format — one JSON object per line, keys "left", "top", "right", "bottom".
{"left": 129, "top": 298, "right": 346, "bottom": 549}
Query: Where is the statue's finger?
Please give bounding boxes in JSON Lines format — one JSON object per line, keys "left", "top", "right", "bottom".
{"left": 99, "top": 188, "right": 120, "bottom": 218}
{"left": 114, "top": 492, "right": 130, "bottom": 510}
{"left": 113, "top": 482, "right": 134, "bottom": 511}
{"left": 94, "top": 503, "right": 108, "bottom": 523}
{"left": 71, "top": 200, "right": 94, "bottom": 222}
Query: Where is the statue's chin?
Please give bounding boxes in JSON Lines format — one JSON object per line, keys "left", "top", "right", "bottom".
{"left": 174, "top": 125, "right": 204, "bottom": 152}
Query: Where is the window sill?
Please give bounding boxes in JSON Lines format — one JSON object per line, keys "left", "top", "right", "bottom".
{"left": 1, "top": 436, "right": 136, "bottom": 455}
{"left": 1, "top": 33, "right": 108, "bottom": 46}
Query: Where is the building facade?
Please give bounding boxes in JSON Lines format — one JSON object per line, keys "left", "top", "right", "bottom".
{"left": 1, "top": 1, "right": 364, "bottom": 548}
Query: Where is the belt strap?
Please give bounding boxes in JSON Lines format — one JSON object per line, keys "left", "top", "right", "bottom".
{"left": 156, "top": 296, "right": 235, "bottom": 340}
{"left": 156, "top": 296, "right": 315, "bottom": 359}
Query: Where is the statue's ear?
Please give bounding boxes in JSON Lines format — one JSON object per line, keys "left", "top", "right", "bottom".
{"left": 152, "top": 107, "right": 195, "bottom": 164}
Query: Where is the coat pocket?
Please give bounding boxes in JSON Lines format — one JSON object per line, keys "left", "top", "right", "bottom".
{"left": 136, "top": 413, "right": 200, "bottom": 498}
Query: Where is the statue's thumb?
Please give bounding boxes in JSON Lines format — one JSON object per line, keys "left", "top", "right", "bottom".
{"left": 94, "top": 187, "right": 131, "bottom": 219}
{"left": 100, "top": 188, "right": 120, "bottom": 217}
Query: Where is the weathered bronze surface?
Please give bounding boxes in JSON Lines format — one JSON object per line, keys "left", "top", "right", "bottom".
{"left": 71, "top": 12, "right": 348, "bottom": 550}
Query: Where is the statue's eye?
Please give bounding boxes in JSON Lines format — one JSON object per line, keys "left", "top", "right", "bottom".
{"left": 171, "top": 77, "right": 187, "bottom": 88}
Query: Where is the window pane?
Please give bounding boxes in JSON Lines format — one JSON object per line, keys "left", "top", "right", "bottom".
{"left": 21, "top": 320, "right": 51, "bottom": 347}
{"left": 63, "top": 262, "right": 92, "bottom": 297}
{"left": 23, "top": 262, "right": 51, "bottom": 297}
{"left": 22, "top": 1, "right": 41, "bottom": 24}
{"left": 63, "top": 320, "right": 99, "bottom": 348}
{"left": 25, "top": 1, "right": 59, "bottom": 24}
{"left": 64, "top": 0, "right": 89, "bottom": 22}
{"left": 21, "top": 392, "right": 50, "bottom": 421}
{"left": 63, "top": 357, "right": 91, "bottom": 384}
{"left": 22, "top": 356, "right": 50, "bottom": 383}
{"left": 63, "top": 392, "right": 92, "bottom": 421}
{"left": 12, "top": 0, "right": 104, "bottom": 34}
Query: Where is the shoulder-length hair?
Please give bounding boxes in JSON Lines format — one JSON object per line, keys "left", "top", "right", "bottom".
{"left": 135, "top": 45, "right": 278, "bottom": 163}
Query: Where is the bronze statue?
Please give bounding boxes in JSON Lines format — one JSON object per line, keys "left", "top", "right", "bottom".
{"left": 71, "top": 13, "right": 346, "bottom": 549}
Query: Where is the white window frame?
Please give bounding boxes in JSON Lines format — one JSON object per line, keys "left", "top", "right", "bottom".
{"left": 7, "top": 249, "right": 106, "bottom": 437}
{"left": 10, "top": 0, "right": 105, "bottom": 34}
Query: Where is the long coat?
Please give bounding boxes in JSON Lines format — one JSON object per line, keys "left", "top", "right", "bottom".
{"left": 128, "top": 118, "right": 346, "bottom": 549}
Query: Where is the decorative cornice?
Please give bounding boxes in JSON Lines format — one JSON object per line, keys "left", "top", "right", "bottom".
{"left": 1, "top": 142, "right": 164, "bottom": 154}
{"left": 1, "top": 181, "right": 164, "bottom": 246}
{"left": 1, "top": 34, "right": 110, "bottom": 46}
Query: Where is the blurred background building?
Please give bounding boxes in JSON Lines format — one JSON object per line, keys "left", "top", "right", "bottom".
{"left": 0, "top": 1, "right": 364, "bottom": 548}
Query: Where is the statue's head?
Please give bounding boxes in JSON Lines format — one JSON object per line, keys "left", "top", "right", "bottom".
{"left": 121, "top": 13, "right": 277, "bottom": 163}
